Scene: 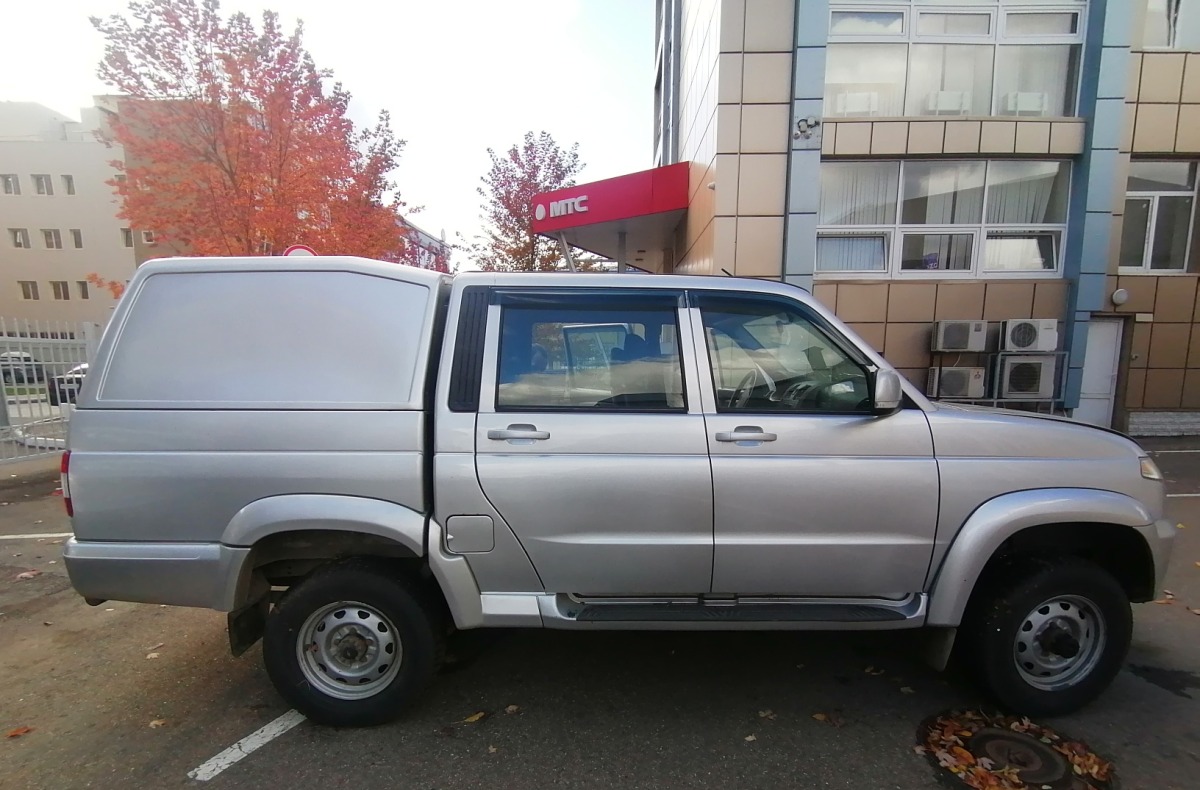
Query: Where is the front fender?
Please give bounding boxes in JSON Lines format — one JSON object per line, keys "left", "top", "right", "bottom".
{"left": 221, "top": 494, "right": 428, "bottom": 556}
{"left": 926, "top": 488, "right": 1153, "bottom": 626}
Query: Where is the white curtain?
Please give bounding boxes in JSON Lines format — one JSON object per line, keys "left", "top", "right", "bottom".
{"left": 986, "top": 162, "right": 1064, "bottom": 224}
{"left": 819, "top": 162, "right": 899, "bottom": 225}
{"left": 816, "top": 235, "right": 888, "bottom": 272}
{"left": 902, "top": 162, "right": 985, "bottom": 224}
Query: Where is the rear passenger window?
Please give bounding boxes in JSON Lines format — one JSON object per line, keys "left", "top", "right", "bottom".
{"left": 496, "top": 300, "right": 685, "bottom": 411}
{"left": 100, "top": 271, "right": 431, "bottom": 408}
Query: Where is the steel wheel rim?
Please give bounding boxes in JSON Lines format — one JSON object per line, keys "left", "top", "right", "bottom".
{"left": 1013, "top": 594, "right": 1106, "bottom": 691}
{"left": 297, "top": 601, "right": 402, "bottom": 700}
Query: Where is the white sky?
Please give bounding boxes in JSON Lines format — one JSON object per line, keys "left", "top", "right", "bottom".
{"left": 0, "top": 0, "right": 654, "bottom": 256}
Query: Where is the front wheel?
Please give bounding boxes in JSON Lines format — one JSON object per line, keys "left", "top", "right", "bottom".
{"left": 963, "top": 557, "right": 1131, "bottom": 717}
{"left": 262, "top": 560, "right": 442, "bottom": 727}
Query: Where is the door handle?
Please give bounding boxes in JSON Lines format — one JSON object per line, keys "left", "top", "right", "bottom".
{"left": 488, "top": 424, "right": 550, "bottom": 441}
{"left": 715, "top": 427, "right": 777, "bottom": 443}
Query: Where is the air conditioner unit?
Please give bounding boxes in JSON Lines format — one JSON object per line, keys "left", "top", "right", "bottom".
{"left": 999, "top": 355, "right": 1056, "bottom": 400}
{"left": 932, "top": 320, "right": 987, "bottom": 352}
{"left": 835, "top": 91, "right": 880, "bottom": 116}
{"left": 928, "top": 367, "right": 986, "bottom": 399}
{"left": 926, "top": 90, "right": 971, "bottom": 114}
{"left": 1003, "top": 91, "right": 1049, "bottom": 115}
{"left": 1003, "top": 319, "right": 1058, "bottom": 352}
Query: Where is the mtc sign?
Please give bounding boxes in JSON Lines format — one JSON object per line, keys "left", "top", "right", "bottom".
{"left": 534, "top": 195, "right": 588, "bottom": 221}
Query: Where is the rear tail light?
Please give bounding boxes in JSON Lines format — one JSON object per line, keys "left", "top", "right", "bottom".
{"left": 61, "top": 451, "right": 73, "bottom": 517}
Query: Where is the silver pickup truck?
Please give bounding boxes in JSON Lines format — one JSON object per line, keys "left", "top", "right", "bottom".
{"left": 63, "top": 256, "right": 1174, "bottom": 726}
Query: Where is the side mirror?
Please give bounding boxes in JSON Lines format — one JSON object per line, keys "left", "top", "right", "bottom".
{"left": 872, "top": 369, "right": 903, "bottom": 415}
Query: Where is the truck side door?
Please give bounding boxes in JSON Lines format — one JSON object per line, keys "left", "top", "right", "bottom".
{"left": 474, "top": 289, "right": 715, "bottom": 595}
{"left": 692, "top": 291, "right": 939, "bottom": 597}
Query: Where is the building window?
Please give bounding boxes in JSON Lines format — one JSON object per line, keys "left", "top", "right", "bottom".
{"left": 1120, "top": 161, "right": 1198, "bottom": 273}
{"left": 141, "top": 230, "right": 156, "bottom": 244}
{"left": 77, "top": 280, "right": 91, "bottom": 300}
{"left": 9, "top": 228, "right": 30, "bottom": 249}
{"left": 653, "top": 0, "right": 682, "bottom": 165}
{"left": 42, "top": 229, "right": 62, "bottom": 249}
{"left": 50, "top": 281, "right": 70, "bottom": 301}
{"left": 817, "top": 159, "right": 1070, "bottom": 277}
{"left": 61, "top": 175, "right": 75, "bottom": 195}
{"left": 1, "top": 174, "right": 18, "bottom": 195}
{"left": 1145, "top": 0, "right": 1200, "bottom": 48}
{"left": 825, "top": 1, "right": 1085, "bottom": 119}
{"left": 32, "top": 174, "right": 53, "bottom": 195}
{"left": 121, "top": 228, "right": 133, "bottom": 247}
{"left": 71, "top": 229, "right": 83, "bottom": 248}
{"left": 18, "top": 281, "right": 39, "bottom": 301}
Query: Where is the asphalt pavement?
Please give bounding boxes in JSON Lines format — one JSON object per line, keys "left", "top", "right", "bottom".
{"left": 1, "top": 448, "right": 1198, "bottom": 790}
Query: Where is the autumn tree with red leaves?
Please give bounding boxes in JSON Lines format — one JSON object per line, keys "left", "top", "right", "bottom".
{"left": 470, "top": 131, "right": 583, "bottom": 271}
{"left": 91, "top": 0, "right": 408, "bottom": 276}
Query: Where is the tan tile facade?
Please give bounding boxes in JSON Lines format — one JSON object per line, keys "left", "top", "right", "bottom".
{"left": 820, "top": 119, "right": 1086, "bottom": 158}
{"left": 821, "top": 280, "right": 1066, "bottom": 386}
{"left": 1104, "top": 274, "right": 1200, "bottom": 412}
{"left": 675, "top": 0, "right": 792, "bottom": 277}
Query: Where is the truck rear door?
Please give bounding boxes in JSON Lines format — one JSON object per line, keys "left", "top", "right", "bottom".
{"left": 472, "top": 288, "right": 714, "bottom": 595}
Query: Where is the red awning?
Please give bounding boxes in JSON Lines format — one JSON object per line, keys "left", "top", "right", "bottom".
{"left": 531, "top": 163, "right": 689, "bottom": 271}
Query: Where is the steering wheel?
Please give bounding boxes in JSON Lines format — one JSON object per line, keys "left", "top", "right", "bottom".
{"left": 730, "top": 369, "right": 760, "bottom": 409}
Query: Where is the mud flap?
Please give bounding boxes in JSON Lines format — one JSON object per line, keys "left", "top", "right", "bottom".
{"left": 227, "top": 593, "right": 269, "bottom": 657}
{"left": 922, "top": 626, "right": 958, "bottom": 672}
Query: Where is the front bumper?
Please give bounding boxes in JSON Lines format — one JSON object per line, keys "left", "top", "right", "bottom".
{"left": 63, "top": 539, "right": 249, "bottom": 612}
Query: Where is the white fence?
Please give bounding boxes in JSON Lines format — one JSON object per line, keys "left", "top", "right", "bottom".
{"left": 0, "top": 319, "right": 100, "bottom": 464}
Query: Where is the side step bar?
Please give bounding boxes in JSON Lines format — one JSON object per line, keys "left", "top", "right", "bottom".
{"left": 535, "top": 594, "right": 927, "bottom": 631}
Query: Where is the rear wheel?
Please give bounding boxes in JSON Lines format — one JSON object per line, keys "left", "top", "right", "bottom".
{"left": 963, "top": 557, "right": 1131, "bottom": 717}
{"left": 262, "top": 560, "right": 442, "bottom": 727}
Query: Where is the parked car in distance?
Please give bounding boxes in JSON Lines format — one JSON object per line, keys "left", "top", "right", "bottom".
{"left": 0, "top": 351, "right": 44, "bottom": 384}
{"left": 48, "top": 363, "right": 88, "bottom": 406}
{"left": 62, "top": 256, "right": 1175, "bottom": 727}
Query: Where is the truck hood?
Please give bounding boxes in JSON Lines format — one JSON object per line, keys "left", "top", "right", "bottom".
{"left": 925, "top": 401, "right": 1146, "bottom": 461}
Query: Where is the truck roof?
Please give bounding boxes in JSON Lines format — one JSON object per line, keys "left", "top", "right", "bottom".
{"left": 132, "top": 257, "right": 810, "bottom": 298}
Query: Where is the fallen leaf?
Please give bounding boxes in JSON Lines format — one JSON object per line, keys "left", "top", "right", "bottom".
{"left": 104, "top": 608, "right": 114, "bottom": 612}
{"left": 47, "top": 560, "right": 56, "bottom": 565}
{"left": 149, "top": 719, "right": 167, "bottom": 728}
{"left": 1189, "top": 608, "right": 1200, "bottom": 615}
{"left": 900, "top": 686, "right": 916, "bottom": 694}
{"left": 488, "top": 745, "right": 498, "bottom": 754}
{"left": 15, "top": 570, "right": 41, "bottom": 580}
{"left": 1195, "top": 561, "right": 1200, "bottom": 568}
{"left": 744, "top": 734, "right": 756, "bottom": 742}
{"left": 146, "top": 652, "right": 160, "bottom": 659}
{"left": 5, "top": 726, "right": 33, "bottom": 738}
{"left": 1178, "top": 523, "right": 1187, "bottom": 529}
{"left": 146, "top": 642, "right": 164, "bottom": 652}
{"left": 49, "top": 540, "right": 62, "bottom": 545}
{"left": 757, "top": 709, "right": 776, "bottom": 720}
{"left": 504, "top": 705, "right": 520, "bottom": 715}
{"left": 913, "top": 745, "right": 927, "bottom": 756}
{"left": 462, "top": 711, "right": 487, "bottom": 724}
{"left": 864, "top": 666, "right": 885, "bottom": 676}
{"left": 811, "top": 713, "right": 828, "bottom": 722}
{"left": 1164, "top": 590, "right": 1176, "bottom": 598}
{"left": 42, "top": 622, "right": 52, "bottom": 626}
{"left": 1152, "top": 598, "right": 1174, "bottom": 605}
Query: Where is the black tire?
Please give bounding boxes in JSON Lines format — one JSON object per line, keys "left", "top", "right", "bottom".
{"left": 963, "top": 557, "right": 1131, "bottom": 717}
{"left": 262, "top": 559, "right": 443, "bottom": 727}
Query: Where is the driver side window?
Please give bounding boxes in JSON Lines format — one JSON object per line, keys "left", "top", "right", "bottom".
{"left": 698, "top": 295, "right": 871, "bottom": 413}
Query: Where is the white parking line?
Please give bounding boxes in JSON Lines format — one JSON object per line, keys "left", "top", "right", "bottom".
{"left": 1167, "top": 493, "right": 1200, "bottom": 498}
{"left": 1152, "top": 449, "right": 1200, "bottom": 454}
{"left": 0, "top": 531, "right": 71, "bottom": 541}
{"left": 187, "top": 709, "right": 306, "bottom": 781}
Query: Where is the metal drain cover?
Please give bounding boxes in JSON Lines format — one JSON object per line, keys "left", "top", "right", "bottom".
{"left": 916, "top": 710, "right": 1114, "bottom": 789}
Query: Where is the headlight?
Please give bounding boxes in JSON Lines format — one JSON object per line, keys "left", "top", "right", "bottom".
{"left": 1140, "top": 456, "right": 1164, "bottom": 481}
